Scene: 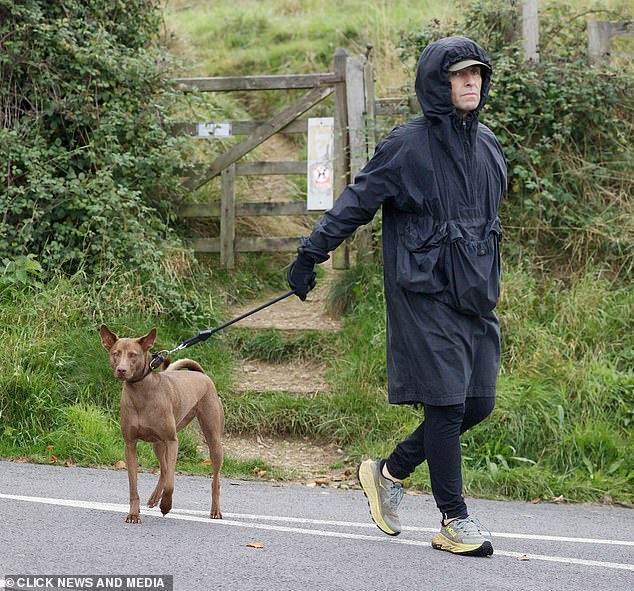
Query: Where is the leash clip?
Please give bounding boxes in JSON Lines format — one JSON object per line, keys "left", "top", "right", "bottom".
{"left": 150, "top": 351, "right": 168, "bottom": 371}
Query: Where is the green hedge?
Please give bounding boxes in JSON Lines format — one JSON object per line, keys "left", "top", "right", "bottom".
{"left": 0, "top": 0, "right": 189, "bottom": 280}
{"left": 399, "top": 0, "right": 633, "bottom": 275}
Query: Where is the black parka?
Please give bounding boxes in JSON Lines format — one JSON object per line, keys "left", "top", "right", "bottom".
{"left": 300, "top": 37, "right": 508, "bottom": 405}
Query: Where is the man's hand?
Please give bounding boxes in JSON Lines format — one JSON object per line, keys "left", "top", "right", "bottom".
{"left": 287, "top": 253, "right": 316, "bottom": 301}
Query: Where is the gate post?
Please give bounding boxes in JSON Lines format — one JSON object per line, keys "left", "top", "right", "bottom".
{"left": 332, "top": 48, "right": 350, "bottom": 270}
{"left": 588, "top": 21, "right": 634, "bottom": 62}
{"left": 521, "top": 0, "right": 540, "bottom": 63}
{"left": 347, "top": 53, "right": 374, "bottom": 263}
{"left": 220, "top": 164, "right": 236, "bottom": 268}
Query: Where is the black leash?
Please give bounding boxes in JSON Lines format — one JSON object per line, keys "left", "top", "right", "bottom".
{"left": 150, "top": 289, "right": 296, "bottom": 370}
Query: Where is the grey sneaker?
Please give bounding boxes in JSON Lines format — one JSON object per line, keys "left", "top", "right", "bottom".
{"left": 431, "top": 516, "right": 494, "bottom": 556}
{"left": 357, "top": 458, "right": 404, "bottom": 536}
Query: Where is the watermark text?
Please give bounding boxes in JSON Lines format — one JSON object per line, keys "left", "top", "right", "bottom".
{"left": 3, "top": 575, "right": 173, "bottom": 591}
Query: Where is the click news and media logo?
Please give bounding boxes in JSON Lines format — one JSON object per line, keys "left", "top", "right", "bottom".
{"left": 2, "top": 575, "right": 173, "bottom": 591}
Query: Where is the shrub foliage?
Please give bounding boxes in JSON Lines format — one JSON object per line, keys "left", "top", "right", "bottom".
{"left": 0, "top": 0, "right": 188, "bottom": 278}
{"left": 399, "top": 0, "right": 634, "bottom": 276}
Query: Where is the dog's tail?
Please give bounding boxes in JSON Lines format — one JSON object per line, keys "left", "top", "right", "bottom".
{"left": 164, "top": 358, "right": 206, "bottom": 373}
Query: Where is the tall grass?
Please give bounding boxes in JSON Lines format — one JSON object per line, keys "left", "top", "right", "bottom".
{"left": 318, "top": 263, "right": 632, "bottom": 501}
{"left": 219, "top": 258, "right": 633, "bottom": 501}
{"left": 0, "top": 253, "right": 286, "bottom": 468}
{"left": 2, "top": 256, "right": 630, "bottom": 501}
{"left": 166, "top": 0, "right": 458, "bottom": 92}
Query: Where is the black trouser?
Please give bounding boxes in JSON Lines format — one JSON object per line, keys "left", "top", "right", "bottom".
{"left": 385, "top": 397, "right": 495, "bottom": 520}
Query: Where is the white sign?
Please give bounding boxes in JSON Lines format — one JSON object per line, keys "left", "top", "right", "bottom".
{"left": 307, "top": 117, "right": 334, "bottom": 211}
{"left": 196, "top": 122, "right": 232, "bottom": 138}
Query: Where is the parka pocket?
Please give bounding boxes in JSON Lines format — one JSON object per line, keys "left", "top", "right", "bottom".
{"left": 443, "top": 218, "right": 502, "bottom": 315}
{"left": 395, "top": 217, "right": 448, "bottom": 294}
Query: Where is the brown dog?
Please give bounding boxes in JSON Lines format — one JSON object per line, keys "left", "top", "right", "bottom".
{"left": 99, "top": 325, "right": 224, "bottom": 524}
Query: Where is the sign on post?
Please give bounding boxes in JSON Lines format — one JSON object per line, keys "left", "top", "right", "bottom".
{"left": 196, "top": 122, "right": 232, "bottom": 138}
{"left": 307, "top": 117, "right": 334, "bottom": 211}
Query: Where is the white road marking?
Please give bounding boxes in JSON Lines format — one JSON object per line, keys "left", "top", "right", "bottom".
{"left": 217, "top": 510, "right": 634, "bottom": 546}
{"left": 1, "top": 493, "right": 633, "bottom": 572}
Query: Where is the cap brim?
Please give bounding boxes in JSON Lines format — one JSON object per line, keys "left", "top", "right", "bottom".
{"left": 448, "top": 59, "right": 490, "bottom": 72}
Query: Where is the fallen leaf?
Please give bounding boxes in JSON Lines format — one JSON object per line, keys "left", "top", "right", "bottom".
{"left": 253, "top": 467, "right": 267, "bottom": 478}
{"left": 551, "top": 495, "right": 564, "bottom": 504}
{"left": 314, "top": 478, "right": 330, "bottom": 486}
{"left": 516, "top": 554, "right": 530, "bottom": 561}
{"left": 530, "top": 498, "right": 541, "bottom": 504}
{"left": 246, "top": 543, "right": 265, "bottom": 549}
{"left": 15, "top": 458, "right": 31, "bottom": 464}
{"left": 201, "top": 459, "right": 212, "bottom": 466}
{"left": 114, "top": 460, "right": 126, "bottom": 470}
{"left": 49, "top": 455, "right": 58, "bottom": 464}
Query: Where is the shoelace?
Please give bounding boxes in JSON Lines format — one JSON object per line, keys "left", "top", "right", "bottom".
{"left": 386, "top": 482, "right": 404, "bottom": 511}
{"left": 451, "top": 517, "right": 493, "bottom": 540}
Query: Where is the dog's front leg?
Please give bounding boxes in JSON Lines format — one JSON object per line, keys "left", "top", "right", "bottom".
{"left": 147, "top": 442, "right": 166, "bottom": 508}
{"left": 125, "top": 441, "right": 141, "bottom": 524}
{"left": 159, "top": 439, "right": 178, "bottom": 516}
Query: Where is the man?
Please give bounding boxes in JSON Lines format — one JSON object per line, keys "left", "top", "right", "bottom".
{"left": 288, "top": 36, "right": 507, "bottom": 557}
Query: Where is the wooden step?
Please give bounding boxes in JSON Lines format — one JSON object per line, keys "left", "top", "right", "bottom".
{"left": 234, "top": 359, "right": 329, "bottom": 395}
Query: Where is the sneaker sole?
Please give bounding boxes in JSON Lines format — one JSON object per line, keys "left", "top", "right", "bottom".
{"left": 357, "top": 461, "right": 400, "bottom": 537}
{"left": 431, "top": 533, "right": 494, "bottom": 557}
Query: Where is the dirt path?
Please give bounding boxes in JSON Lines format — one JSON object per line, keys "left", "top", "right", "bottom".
{"left": 222, "top": 432, "right": 352, "bottom": 485}
{"left": 222, "top": 260, "right": 350, "bottom": 485}
{"left": 231, "top": 260, "right": 341, "bottom": 394}
{"left": 219, "top": 133, "right": 351, "bottom": 482}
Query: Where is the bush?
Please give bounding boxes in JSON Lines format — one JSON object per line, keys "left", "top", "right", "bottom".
{"left": 0, "top": 0, "right": 190, "bottom": 284}
{"left": 399, "top": 0, "right": 634, "bottom": 276}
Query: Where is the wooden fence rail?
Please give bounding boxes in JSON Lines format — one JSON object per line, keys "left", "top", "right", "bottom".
{"left": 175, "top": 73, "right": 341, "bottom": 92}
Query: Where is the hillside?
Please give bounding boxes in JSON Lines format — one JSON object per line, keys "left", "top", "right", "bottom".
{"left": 1, "top": 0, "right": 631, "bottom": 505}
{"left": 160, "top": 0, "right": 463, "bottom": 484}
{"left": 159, "top": 0, "right": 633, "bottom": 502}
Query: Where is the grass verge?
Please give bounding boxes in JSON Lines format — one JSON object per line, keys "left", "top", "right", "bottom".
{"left": 0, "top": 256, "right": 632, "bottom": 504}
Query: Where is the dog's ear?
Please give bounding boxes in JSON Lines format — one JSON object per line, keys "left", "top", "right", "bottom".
{"left": 137, "top": 328, "right": 157, "bottom": 351}
{"left": 99, "top": 325, "right": 118, "bottom": 350}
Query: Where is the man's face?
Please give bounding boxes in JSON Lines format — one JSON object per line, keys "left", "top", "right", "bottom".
{"left": 449, "top": 65, "right": 482, "bottom": 115}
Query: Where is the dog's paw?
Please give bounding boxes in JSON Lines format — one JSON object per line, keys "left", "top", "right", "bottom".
{"left": 126, "top": 513, "right": 141, "bottom": 524}
{"left": 210, "top": 509, "right": 223, "bottom": 519}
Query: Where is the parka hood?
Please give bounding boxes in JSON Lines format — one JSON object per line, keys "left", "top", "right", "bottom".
{"left": 415, "top": 36, "right": 492, "bottom": 120}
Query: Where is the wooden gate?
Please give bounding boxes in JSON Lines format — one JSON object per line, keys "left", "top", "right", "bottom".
{"left": 175, "top": 49, "right": 375, "bottom": 269}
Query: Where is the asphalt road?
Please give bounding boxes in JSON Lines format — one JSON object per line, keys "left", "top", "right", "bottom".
{"left": 0, "top": 461, "right": 632, "bottom": 590}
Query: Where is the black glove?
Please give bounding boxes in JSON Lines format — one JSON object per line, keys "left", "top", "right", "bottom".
{"left": 287, "top": 253, "right": 316, "bottom": 301}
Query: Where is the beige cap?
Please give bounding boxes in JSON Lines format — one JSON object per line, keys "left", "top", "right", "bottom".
{"left": 448, "top": 59, "right": 490, "bottom": 72}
